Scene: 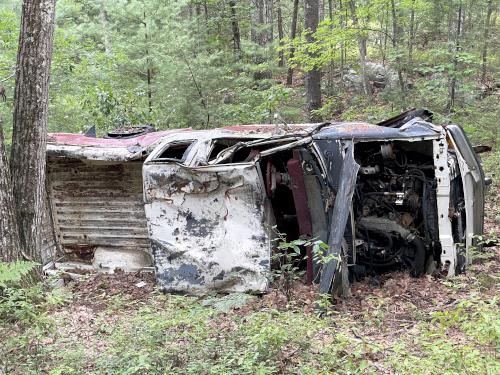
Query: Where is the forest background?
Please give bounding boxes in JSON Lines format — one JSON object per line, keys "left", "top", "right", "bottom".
{"left": 0, "top": 0, "right": 498, "bottom": 145}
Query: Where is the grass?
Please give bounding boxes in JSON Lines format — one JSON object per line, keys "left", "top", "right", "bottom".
{"left": 1, "top": 243, "right": 498, "bottom": 374}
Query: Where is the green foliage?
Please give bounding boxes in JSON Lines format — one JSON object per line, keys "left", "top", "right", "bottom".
{"left": 201, "top": 292, "right": 256, "bottom": 314}
{"left": 387, "top": 297, "right": 500, "bottom": 374}
{"left": 0, "top": 261, "right": 37, "bottom": 288}
{"left": 0, "top": 284, "right": 47, "bottom": 325}
{"left": 0, "top": 261, "right": 70, "bottom": 326}
{"left": 269, "top": 229, "right": 309, "bottom": 302}
{"left": 1, "top": 273, "right": 499, "bottom": 374}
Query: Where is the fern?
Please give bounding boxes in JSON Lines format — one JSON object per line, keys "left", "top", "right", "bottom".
{"left": 0, "top": 261, "right": 38, "bottom": 288}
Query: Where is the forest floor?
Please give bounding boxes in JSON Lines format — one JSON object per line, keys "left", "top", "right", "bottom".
{"left": 1, "top": 153, "right": 499, "bottom": 375}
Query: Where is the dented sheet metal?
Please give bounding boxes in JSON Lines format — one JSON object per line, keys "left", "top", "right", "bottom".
{"left": 318, "top": 141, "right": 360, "bottom": 294}
{"left": 44, "top": 110, "right": 487, "bottom": 292}
{"left": 314, "top": 119, "right": 440, "bottom": 141}
{"left": 46, "top": 130, "right": 191, "bottom": 161}
{"left": 143, "top": 162, "right": 273, "bottom": 294}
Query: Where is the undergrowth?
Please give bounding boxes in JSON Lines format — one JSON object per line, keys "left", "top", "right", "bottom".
{"left": 1, "top": 125, "right": 498, "bottom": 375}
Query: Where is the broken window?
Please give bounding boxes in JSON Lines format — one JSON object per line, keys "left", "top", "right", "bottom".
{"left": 210, "top": 137, "right": 308, "bottom": 165}
{"left": 153, "top": 141, "right": 195, "bottom": 162}
{"left": 208, "top": 138, "right": 258, "bottom": 162}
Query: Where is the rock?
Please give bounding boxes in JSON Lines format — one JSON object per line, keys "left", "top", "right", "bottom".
{"left": 341, "top": 62, "right": 400, "bottom": 92}
{"left": 494, "top": 215, "right": 500, "bottom": 225}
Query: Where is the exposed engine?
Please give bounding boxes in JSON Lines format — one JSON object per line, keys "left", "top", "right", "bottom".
{"left": 352, "top": 141, "right": 440, "bottom": 277}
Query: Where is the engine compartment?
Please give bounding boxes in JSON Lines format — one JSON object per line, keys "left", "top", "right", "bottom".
{"left": 352, "top": 141, "right": 440, "bottom": 278}
{"left": 260, "top": 138, "right": 467, "bottom": 283}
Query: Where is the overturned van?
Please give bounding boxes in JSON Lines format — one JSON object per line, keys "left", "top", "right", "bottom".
{"left": 46, "top": 109, "right": 487, "bottom": 294}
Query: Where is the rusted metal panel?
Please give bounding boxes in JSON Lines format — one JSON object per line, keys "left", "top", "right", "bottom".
{"left": 47, "top": 157, "right": 151, "bottom": 255}
{"left": 43, "top": 111, "right": 486, "bottom": 288}
{"left": 46, "top": 129, "right": 192, "bottom": 161}
{"left": 314, "top": 119, "right": 440, "bottom": 141}
{"left": 47, "top": 130, "right": 189, "bottom": 148}
{"left": 143, "top": 162, "right": 273, "bottom": 294}
{"left": 287, "top": 150, "right": 314, "bottom": 283}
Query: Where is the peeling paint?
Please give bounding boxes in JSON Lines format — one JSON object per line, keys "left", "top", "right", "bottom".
{"left": 44, "top": 109, "right": 485, "bottom": 294}
{"left": 144, "top": 163, "right": 272, "bottom": 294}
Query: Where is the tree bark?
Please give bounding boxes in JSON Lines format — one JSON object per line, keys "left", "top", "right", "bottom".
{"left": 390, "top": 0, "right": 406, "bottom": 94}
{"left": 277, "top": 0, "right": 285, "bottom": 67}
{"left": 143, "top": 11, "right": 153, "bottom": 113}
{"left": 286, "top": 0, "right": 300, "bottom": 85}
{"left": 99, "top": 1, "right": 111, "bottom": 55}
{"left": 408, "top": 0, "right": 416, "bottom": 76}
{"left": 251, "top": 0, "right": 273, "bottom": 79}
{"left": 10, "top": 0, "right": 56, "bottom": 262}
{"left": 481, "top": 0, "right": 493, "bottom": 82}
{"left": 326, "top": 0, "right": 334, "bottom": 91}
{"left": 229, "top": 0, "right": 242, "bottom": 60}
{"left": 304, "top": 0, "right": 322, "bottom": 121}
{"left": 0, "top": 120, "right": 22, "bottom": 262}
{"left": 447, "top": 2, "right": 463, "bottom": 112}
{"left": 349, "top": 0, "right": 372, "bottom": 100}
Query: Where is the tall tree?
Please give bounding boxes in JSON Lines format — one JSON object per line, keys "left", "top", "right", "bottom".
{"left": 286, "top": 0, "right": 300, "bottom": 84}
{"left": 251, "top": 0, "right": 273, "bottom": 79}
{"left": 407, "top": 0, "right": 416, "bottom": 76}
{"left": 9, "top": 0, "right": 56, "bottom": 261}
{"left": 390, "top": 0, "right": 406, "bottom": 94}
{"left": 304, "top": 0, "right": 322, "bottom": 120}
{"left": 276, "top": 0, "right": 285, "bottom": 67}
{"left": 481, "top": 0, "right": 494, "bottom": 81}
{"left": 446, "top": 1, "right": 463, "bottom": 112}
{"left": 349, "top": 0, "right": 372, "bottom": 100}
{"left": 143, "top": 10, "right": 153, "bottom": 113}
{"left": 229, "top": 0, "right": 242, "bottom": 60}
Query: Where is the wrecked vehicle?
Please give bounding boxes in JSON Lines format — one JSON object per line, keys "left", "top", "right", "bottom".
{"left": 45, "top": 109, "right": 487, "bottom": 294}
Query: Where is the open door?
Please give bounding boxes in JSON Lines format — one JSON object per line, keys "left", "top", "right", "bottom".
{"left": 446, "top": 125, "right": 486, "bottom": 268}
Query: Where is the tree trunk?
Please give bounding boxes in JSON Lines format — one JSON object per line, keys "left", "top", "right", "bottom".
{"left": 408, "top": 0, "right": 416, "bottom": 76}
{"left": 264, "top": 0, "right": 274, "bottom": 41}
{"left": 383, "top": 6, "right": 389, "bottom": 65}
{"left": 277, "top": 0, "right": 285, "bottom": 67}
{"left": 349, "top": 0, "right": 372, "bottom": 100}
{"left": 481, "top": 0, "right": 493, "bottom": 82}
{"left": 390, "top": 0, "right": 406, "bottom": 94}
{"left": 229, "top": 0, "right": 242, "bottom": 60}
{"left": 447, "top": 2, "right": 463, "bottom": 112}
{"left": 10, "top": 0, "right": 56, "bottom": 262}
{"left": 340, "top": 2, "right": 346, "bottom": 84}
{"left": 143, "top": 11, "right": 153, "bottom": 113}
{"left": 326, "top": 0, "right": 334, "bottom": 91}
{"left": 203, "top": 0, "right": 209, "bottom": 22}
{"left": 304, "top": 0, "right": 322, "bottom": 121}
{"left": 286, "top": 0, "right": 300, "bottom": 85}
{"left": 99, "top": 1, "right": 111, "bottom": 55}
{"left": 0, "top": 120, "right": 22, "bottom": 262}
{"left": 251, "top": 0, "right": 272, "bottom": 79}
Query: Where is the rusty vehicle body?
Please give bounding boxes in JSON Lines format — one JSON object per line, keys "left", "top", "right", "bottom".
{"left": 45, "top": 109, "right": 487, "bottom": 294}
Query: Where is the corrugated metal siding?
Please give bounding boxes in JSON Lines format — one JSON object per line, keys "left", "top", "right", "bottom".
{"left": 47, "top": 158, "right": 149, "bottom": 251}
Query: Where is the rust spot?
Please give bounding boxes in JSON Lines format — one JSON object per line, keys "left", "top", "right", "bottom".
{"left": 63, "top": 245, "right": 96, "bottom": 260}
